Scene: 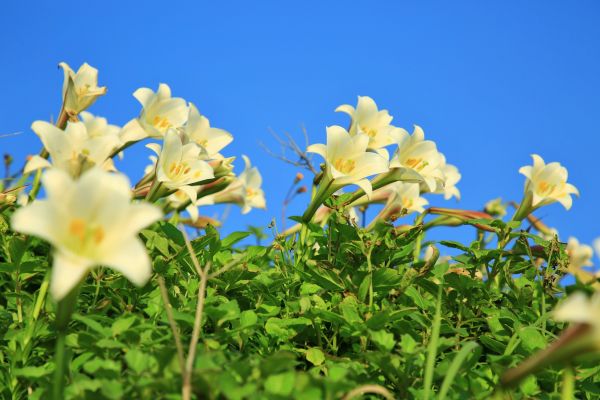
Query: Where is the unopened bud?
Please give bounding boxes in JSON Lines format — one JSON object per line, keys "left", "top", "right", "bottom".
{"left": 294, "top": 172, "right": 304, "bottom": 184}
{"left": 484, "top": 198, "right": 507, "bottom": 217}
{"left": 3, "top": 154, "right": 12, "bottom": 167}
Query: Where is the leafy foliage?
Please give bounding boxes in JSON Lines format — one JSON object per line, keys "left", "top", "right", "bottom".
{"left": 1, "top": 208, "right": 598, "bottom": 399}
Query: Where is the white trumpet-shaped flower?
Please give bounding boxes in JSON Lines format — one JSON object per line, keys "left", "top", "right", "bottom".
{"left": 80, "top": 112, "right": 121, "bottom": 140}
{"left": 566, "top": 237, "right": 594, "bottom": 272}
{"left": 368, "top": 183, "right": 428, "bottom": 229}
{"left": 390, "top": 125, "right": 445, "bottom": 192}
{"left": 432, "top": 154, "right": 461, "bottom": 200}
{"left": 134, "top": 83, "right": 188, "bottom": 138}
{"left": 168, "top": 189, "right": 202, "bottom": 222}
{"left": 307, "top": 126, "right": 389, "bottom": 198}
{"left": 197, "top": 155, "right": 266, "bottom": 214}
{"left": 11, "top": 168, "right": 162, "bottom": 300}
{"left": 518, "top": 154, "right": 579, "bottom": 210}
{"left": 336, "top": 96, "right": 402, "bottom": 158}
{"left": 147, "top": 129, "right": 214, "bottom": 201}
{"left": 59, "top": 62, "right": 107, "bottom": 115}
{"left": 383, "top": 182, "right": 429, "bottom": 215}
{"left": 183, "top": 103, "right": 233, "bottom": 158}
{"left": 25, "top": 121, "right": 120, "bottom": 177}
{"left": 553, "top": 291, "right": 600, "bottom": 335}
{"left": 595, "top": 238, "right": 600, "bottom": 262}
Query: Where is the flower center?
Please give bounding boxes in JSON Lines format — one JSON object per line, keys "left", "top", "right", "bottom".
{"left": 333, "top": 158, "right": 356, "bottom": 174}
{"left": 537, "top": 181, "right": 557, "bottom": 196}
{"left": 168, "top": 162, "right": 192, "bottom": 179}
{"left": 401, "top": 197, "right": 414, "bottom": 209}
{"left": 405, "top": 157, "right": 429, "bottom": 171}
{"left": 69, "top": 218, "right": 105, "bottom": 247}
{"left": 359, "top": 125, "right": 378, "bottom": 138}
{"left": 152, "top": 115, "right": 171, "bottom": 130}
{"left": 77, "top": 84, "right": 92, "bottom": 96}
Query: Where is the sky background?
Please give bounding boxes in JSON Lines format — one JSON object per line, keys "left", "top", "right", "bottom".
{"left": 1, "top": 1, "right": 599, "bottom": 263}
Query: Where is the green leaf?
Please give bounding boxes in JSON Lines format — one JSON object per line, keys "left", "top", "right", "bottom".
{"left": 222, "top": 231, "right": 251, "bottom": 248}
{"left": 265, "top": 317, "right": 311, "bottom": 340}
{"left": 438, "top": 341, "right": 480, "bottom": 400}
{"left": 240, "top": 310, "right": 258, "bottom": 328}
{"left": 370, "top": 330, "right": 396, "bottom": 351}
{"left": 13, "top": 366, "right": 52, "bottom": 378}
{"left": 111, "top": 316, "right": 136, "bottom": 336}
{"left": 264, "top": 371, "right": 295, "bottom": 396}
{"left": 306, "top": 348, "right": 326, "bottom": 366}
{"left": 357, "top": 274, "right": 371, "bottom": 302}
{"left": 125, "top": 349, "right": 155, "bottom": 374}
{"left": 518, "top": 326, "right": 547, "bottom": 352}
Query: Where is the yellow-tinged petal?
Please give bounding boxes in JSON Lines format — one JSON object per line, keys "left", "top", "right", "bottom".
{"left": 98, "top": 239, "right": 152, "bottom": 287}
{"left": 50, "top": 251, "right": 92, "bottom": 300}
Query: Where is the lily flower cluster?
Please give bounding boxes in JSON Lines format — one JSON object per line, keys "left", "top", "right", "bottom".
{"left": 9, "top": 62, "right": 266, "bottom": 301}
{"left": 303, "top": 96, "right": 461, "bottom": 226}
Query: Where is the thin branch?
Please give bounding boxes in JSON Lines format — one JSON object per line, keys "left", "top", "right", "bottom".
{"left": 207, "top": 256, "right": 243, "bottom": 279}
{"left": 259, "top": 127, "right": 319, "bottom": 174}
{"left": 0, "top": 131, "right": 23, "bottom": 139}
{"left": 157, "top": 276, "right": 186, "bottom": 373}
{"left": 180, "top": 227, "right": 211, "bottom": 400}
{"left": 342, "top": 384, "right": 395, "bottom": 400}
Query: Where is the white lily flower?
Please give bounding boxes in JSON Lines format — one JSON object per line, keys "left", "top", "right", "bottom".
{"left": 147, "top": 129, "right": 214, "bottom": 202}
{"left": 80, "top": 112, "right": 120, "bottom": 140}
{"left": 518, "top": 154, "right": 579, "bottom": 210}
{"left": 59, "top": 62, "right": 107, "bottom": 115}
{"left": 368, "top": 183, "right": 428, "bottom": 229}
{"left": 438, "top": 154, "right": 461, "bottom": 200}
{"left": 134, "top": 83, "right": 188, "bottom": 138}
{"left": 10, "top": 168, "right": 162, "bottom": 300}
{"left": 335, "top": 96, "right": 403, "bottom": 158}
{"left": 595, "top": 238, "right": 600, "bottom": 262}
{"left": 553, "top": 291, "right": 600, "bottom": 334}
{"left": 197, "top": 155, "right": 266, "bottom": 214}
{"left": 390, "top": 125, "right": 445, "bottom": 192}
{"left": 26, "top": 121, "right": 120, "bottom": 177}
{"left": 183, "top": 103, "right": 233, "bottom": 158}
{"left": 168, "top": 189, "right": 201, "bottom": 222}
{"left": 307, "top": 126, "right": 389, "bottom": 198}
{"left": 384, "top": 182, "right": 429, "bottom": 215}
{"left": 566, "top": 237, "right": 594, "bottom": 272}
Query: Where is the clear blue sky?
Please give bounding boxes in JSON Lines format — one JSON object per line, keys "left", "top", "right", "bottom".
{"left": 1, "top": 1, "right": 599, "bottom": 254}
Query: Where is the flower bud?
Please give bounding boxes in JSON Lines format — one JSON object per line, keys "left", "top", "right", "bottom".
{"left": 484, "top": 198, "right": 507, "bottom": 217}
{"left": 59, "top": 62, "right": 107, "bottom": 116}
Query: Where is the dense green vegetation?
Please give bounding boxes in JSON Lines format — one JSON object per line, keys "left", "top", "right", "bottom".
{"left": 1, "top": 208, "right": 598, "bottom": 399}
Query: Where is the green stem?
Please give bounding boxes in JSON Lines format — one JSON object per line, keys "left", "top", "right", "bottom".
{"left": 145, "top": 180, "right": 164, "bottom": 203}
{"left": 366, "top": 246, "right": 374, "bottom": 310}
{"left": 561, "top": 365, "right": 575, "bottom": 400}
{"left": 21, "top": 272, "right": 50, "bottom": 363}
{"left": 511, "top": 191, "right": 533, "bottom": 222}
{"left": 52, "top": 331, "right": 67, "bottom": 400}
{"left": 423, "top": 285, "right": 443, "bottom": 400}
{"left": 32, "top": 273, "right": 50, "bottom": 321}
{"left": 52, "top": 288, "right": 78, "bottom": 400}
{"left": 301, "top": 178, "right": 334, "bottom": 223}
{"left": 412, "top": 211, "right": 428, "bottom": 262}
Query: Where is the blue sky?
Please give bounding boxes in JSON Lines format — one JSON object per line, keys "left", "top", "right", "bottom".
{"left": 1, "top": 1, "right": 599, "bottom": 257}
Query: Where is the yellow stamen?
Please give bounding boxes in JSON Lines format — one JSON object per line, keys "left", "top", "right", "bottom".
{"left": 405, "top": 158, "right": 429, "bottom": 171}
{"left": 537, "top": 181, "right": 556, "bottom": 196}
{"left": 69, "top": 218, "right": 86, "bottom": 242}
{"left": 360, "top": 125, "right": 378, "bottom": 138}
{"left": 152, "top": 115, "right": 171, "bottom": 130}
{"left": 333, "top": 158, "right": 356, "bottom": 174}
